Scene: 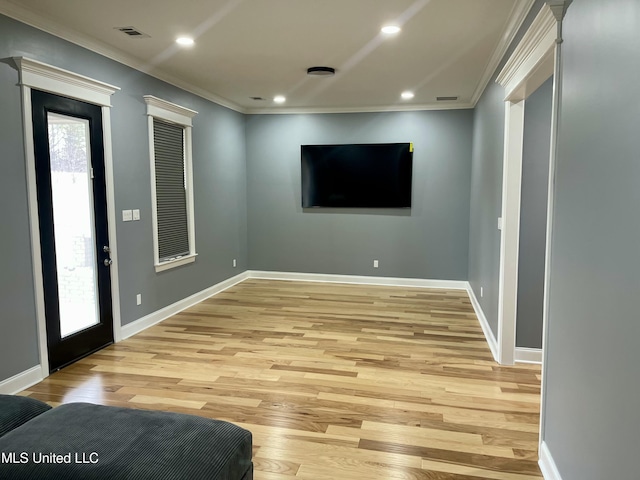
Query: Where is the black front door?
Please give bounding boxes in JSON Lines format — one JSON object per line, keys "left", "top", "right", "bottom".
{"left": 31, "top": 90, "right": 114, "bottom": 372}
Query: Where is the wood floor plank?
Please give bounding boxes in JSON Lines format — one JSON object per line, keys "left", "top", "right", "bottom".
{"left": 20, "top": 279, "right": 542, "bottom": 479}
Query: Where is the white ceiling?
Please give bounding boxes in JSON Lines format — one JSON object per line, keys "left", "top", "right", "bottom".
{"left": 0, "top": 0, "right": 534, "bottom": 113}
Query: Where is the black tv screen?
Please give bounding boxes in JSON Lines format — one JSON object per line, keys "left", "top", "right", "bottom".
{"left": 301, "top": 143, "right": 413, "bottom": 208}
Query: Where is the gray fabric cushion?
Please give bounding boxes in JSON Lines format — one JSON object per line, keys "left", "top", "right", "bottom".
{"left": 0, "top": 402, "right": 252, "bottom": 480}
{"left": 0, "top": 394, "right": 52, "bottom": 438}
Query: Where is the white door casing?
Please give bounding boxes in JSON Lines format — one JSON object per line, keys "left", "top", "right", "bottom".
{"left": 14, "top": 57, "right": 121, "bottom": 378}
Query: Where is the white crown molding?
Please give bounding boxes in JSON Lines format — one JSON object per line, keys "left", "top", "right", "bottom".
{"left": 496, "top": 5, "right": 557, "bottom": 92}
{"left": 466, "top": 283, "right": 499, "bottom": 363}
{"left": 1, "top": 0, "right": 541, "bottom": 116}
{"left": 0, "top": 0, "right": 246, "bottom": 113}
{"left": 247, "top": 102, "right": 474, "bottom": 115}
{"left": 13, "top": 56, "right": 119, "bottom": 106}
{"left": 470, "top": 0, "right": 536, "bottom": 106}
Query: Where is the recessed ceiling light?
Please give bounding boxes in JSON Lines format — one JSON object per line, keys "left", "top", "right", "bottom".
{"left": 401, "top": 91, "right": 415, "bottom": 100}
{"left": 176, "top": 37, "right": 194, "bottom": 46}
{"left": 274, "top": 95, "right": 286, "bottom": 104}
{"left": 381, "top": 25, "right": 401, "bottom": 35}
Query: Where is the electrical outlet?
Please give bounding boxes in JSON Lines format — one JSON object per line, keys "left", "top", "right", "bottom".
{"left": 136, "top": 294, "right": 141, "bottom": 305}
{"left": 373, "top": 260, "right": 379, "bottom": 268}
{"left": 132, "top": 209, "right": 140, "bottom": 221}
{"left": 480, "top": 287, "right": 484, "bottom": 298}
{"left": 233, "top": 259, "right": 237, "bottom": 268}
{"left": 498, "top": 217, "right": 503, "bottom": 230}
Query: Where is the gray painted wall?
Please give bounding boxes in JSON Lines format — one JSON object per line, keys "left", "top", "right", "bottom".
{"left": 468, "top": 79, "right": 506, "bottom": 334}
{"left": 542, "top": 1, "right": 640, "bottom": 477}
{"left": 246, "top": 111, "right": 473, "bottom": 280}
{"left": 516, "top": 76, "right": 552, "bottom": 349}
{"left": 0, "top": 49, "right": 39, "bottom": 382}
{"left": 467, "top": 0, "right": 546, "bottom": 337}
{"left": 0, "top": 14, "right": 247, "bottom": 382}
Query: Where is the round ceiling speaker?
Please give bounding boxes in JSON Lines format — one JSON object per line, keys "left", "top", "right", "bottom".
{"left": 307, "top": 66, "right": 336, "bottom": 77}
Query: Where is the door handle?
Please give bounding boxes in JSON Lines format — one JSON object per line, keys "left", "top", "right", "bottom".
{"left": 104, "top": 259, "right": 113, "bottom": 266}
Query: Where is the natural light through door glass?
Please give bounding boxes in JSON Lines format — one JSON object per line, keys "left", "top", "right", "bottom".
{"left": 48, "top": 113, "right": 100, "bottom": 338}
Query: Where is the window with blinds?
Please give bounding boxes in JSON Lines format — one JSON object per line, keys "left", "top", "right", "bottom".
{"left": 144, "top": 95, "right": 198, "bottom": 272}
{"left": 153, "top": 119, "right": 189, "bottom": 261}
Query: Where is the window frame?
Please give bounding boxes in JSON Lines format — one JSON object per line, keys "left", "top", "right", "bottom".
{"left": 144, "top": 95, "right": 198, "bottom": 273}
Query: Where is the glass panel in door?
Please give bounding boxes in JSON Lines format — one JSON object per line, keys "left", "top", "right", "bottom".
{"left": 47, "top": 112, "right": 100, "bottom": 337}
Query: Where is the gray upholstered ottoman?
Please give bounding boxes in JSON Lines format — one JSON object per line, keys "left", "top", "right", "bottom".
{"left": 0, "top": 395, "right": 253, "bottom": 479}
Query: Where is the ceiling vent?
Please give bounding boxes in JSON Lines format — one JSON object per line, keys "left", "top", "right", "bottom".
{"left": 307, "top": 66, "right": 336, "bottom": 77}
{"left": 249, "top": 96, "right": 266, "bottom": 101}
{"left": 436, "top": 96, "right": 458, "bottom": 101}
{"left": 115, "top": 26, "right": 150, "bottom": 38}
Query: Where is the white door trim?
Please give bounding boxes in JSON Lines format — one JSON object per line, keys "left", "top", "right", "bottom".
{"left": 494, "top": 4, "right": 559, "bottom": 365}
{"left": 494, "top": 0, "right": 572, "bottom": 456}
{"left": 14, "top": 57, "right": 121, "bottom": 375}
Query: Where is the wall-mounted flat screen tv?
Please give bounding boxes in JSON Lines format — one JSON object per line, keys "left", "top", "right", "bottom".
{"left": 301, "top": 143, "right": 413, "bottom": 208}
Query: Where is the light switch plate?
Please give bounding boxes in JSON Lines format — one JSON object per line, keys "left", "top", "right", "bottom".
{"left": 497, "top": 217, "right": 503, "bottom": 230}
{"left": 132, "top": 209, "right": 140, "bottom": 221}
{"left": 122, "top": 209, "right": 133, "bottom": 222}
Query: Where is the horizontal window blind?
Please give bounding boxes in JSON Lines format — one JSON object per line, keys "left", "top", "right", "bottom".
{"left": 153, "top": 118, "right": 189, "bottom": 261}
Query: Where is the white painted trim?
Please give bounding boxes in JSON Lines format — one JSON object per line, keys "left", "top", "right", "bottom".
{"left": 121, "top": 271, "right": 249, "bottom": 339}
{"left": 15, "top": 57, "right": 119, "bottom": 378}
{"left": 540, "top": 5, "right": 570, "bottom": 449}
{"left": 470, "top": 0, "right": 536, "bottom": 105}
{"left": 493, "top": 4, "right": 564, "bottom": 367}
{"left": 155, "top": 254, "right": 197, "bottom": 273}
{"left": 496, "top": 6, "right": 557, "bottom": 101}
{"left": 246, "top": 271, "right": 468, "bottom": 290}
{"left": 143, "top": 95, "right": 198, "bottom": 126}
{"left": 539, "top": 441, "right": 564, "bottom": 480}
{"left": 101, "top": 106, "right": 122, "bottom": 343}
{"left": 20, "top": 84, "right": 50, "bottom": 376}
{"left": 515, "top": 347, "right": 542, "bottom": 364}
{"left": 148, "top": 115, "right": 160, "bottom": 269}
{"left": 0, "top": 366, "right": 44, "bottom": 395}
{"left": 184, "top": 125, "right": 196, "bottom": 264}
{"left": 13, "top": 57, "right": 119, "bottom": 107}
{"left": 497, "top": 99, "right": 525, "bottom": 366}
{"left": 466, "top": 284, "right": 499, "bottom": 363}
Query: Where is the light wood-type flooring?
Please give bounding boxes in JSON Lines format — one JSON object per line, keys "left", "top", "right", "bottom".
{"left": 20, "top": 279, "right": 543, "bottom": 479}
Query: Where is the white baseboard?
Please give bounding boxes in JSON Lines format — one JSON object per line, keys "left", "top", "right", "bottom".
{"left": 515, "top": 347, "right": 543, "bottom": 364}
{"left": 466, "top": 283, "right": 499, "bottom": 363}
{"left": 539, "top": 441, "right": 563, "bottom": 480}
{"left": 121, "top": 271, "right": 249, "bottom": 339}
{"left": 246, "top": 270, "right": 468, "bottom": 290}
{"left": 0, "top": 365, "right": 44, "bottom": 395}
